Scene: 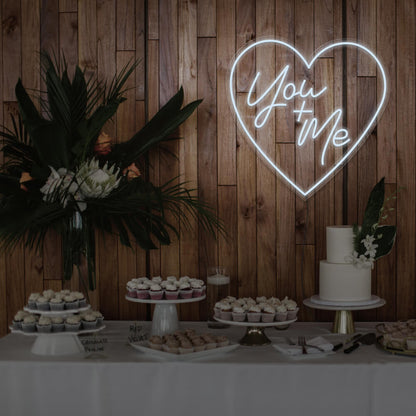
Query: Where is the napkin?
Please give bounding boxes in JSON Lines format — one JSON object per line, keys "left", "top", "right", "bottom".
{"left": 273, "top": 336, "right": 334, "bottom": 359}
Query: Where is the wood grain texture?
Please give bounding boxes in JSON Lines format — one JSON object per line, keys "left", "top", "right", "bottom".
{"left": 116, "top": 0, "right": 135, "bottom": 51}
{"left": 314, "top": 0, "right": 333, "bottom": 57}
{"left": 41, "top": 0, "right": 59, "bottom": 57}
{"left": 59, "top": 0, "right": 77, "bottom": 12}
{"left": 357, "top": 0, "right": 376, "bottom": 76}
{"left": 135, "top": 0, "right": 145, "bottom": 100}
{"left": 78, "top": 0, "right": 97, "bottom": 78}
{"left": 59, "top": 12, "right": 78, "bottom": 79}
{"left": 197, "top": 0, "right": 216, "bottom": 37}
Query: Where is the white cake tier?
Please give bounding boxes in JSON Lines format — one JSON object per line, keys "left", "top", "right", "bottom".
{"left": 326, "top": 226, "right": 354, "bottom": 264}
{"left": 319, "top": 260, "right": 372, "bottom": 302}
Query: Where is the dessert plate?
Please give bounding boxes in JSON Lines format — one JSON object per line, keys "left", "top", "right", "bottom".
{"left": 23, "top": 305, "right": 91, "bottom": 316}
{"left": 309, "top": 295, "right": 381, "bottom": 307}
{"left": 130, "top": 341, "right": 239, "bottom": 361}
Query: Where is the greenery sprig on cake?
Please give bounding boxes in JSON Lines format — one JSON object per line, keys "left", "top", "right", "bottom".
{"left": 0, "top": 52, "right": 222, "bottom": 290}
{"left": 349, "top": 178, "right": 397, "bottom": 268}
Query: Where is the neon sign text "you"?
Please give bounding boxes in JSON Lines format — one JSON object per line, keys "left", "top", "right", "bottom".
{"left": 229, "top": 40, "right": 387, "bottom": 198}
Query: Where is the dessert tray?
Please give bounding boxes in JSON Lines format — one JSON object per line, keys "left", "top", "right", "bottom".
{"left": 376, "top": 335, "right": 416, "bottom": 357}
{"left": 308, "top": 295, "right": 382, "bottom": 307}
{"left": 214, "top": 317, "right": 297, "bottom": 346}
{"left": 23, "top": 305, "right": 91, "bottom": 316}
{"left": 125, "top": 295, "right": 205, "bottom": 336}
{"left": 130, "top": 341, "right": 239, "bottom": 361}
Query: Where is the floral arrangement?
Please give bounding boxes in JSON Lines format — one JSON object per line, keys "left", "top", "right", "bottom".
{"left": 348, "top": 177, "right": 397, "bottom": 268}
{"left": 0, "top": 53, "right": 221, "bottom": 290}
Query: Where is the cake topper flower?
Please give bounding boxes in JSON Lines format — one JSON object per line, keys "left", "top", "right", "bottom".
{"left": 349, "top": 177, "right": 397, "bottom": 268}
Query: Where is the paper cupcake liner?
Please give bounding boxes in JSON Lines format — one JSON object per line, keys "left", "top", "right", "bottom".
{"left": 65, "top": 301, "right": 80, "bottom": 310}
{"left": 136, "top": 290, "right": 150, "bottom": 299}
{"left": 149, "top": 291, "right": 164, "bottom": 300}
{"left": 12, "top": 321, "right": 23, "bottom": 330}
{"left": 232, "top": 312, "right": 246, "bottom": 322}
{"left": 261, "top": 313, "right": 275, "bottom": 323}
{"left": 247, "top": 312, "right": 261, "bottom": 323}
{"left": 179, "top": 290, "right": 193, "bottom": 299}
{"left": 82, "top": 320, "right": 97, "bottom": 330}
{"left": 165, "top": 291, "right": 179, "bottom": 300}
{"left": 52, "top": 323, "right": 65, "bottom": 332}
{"left": 275, "top": 311, "right": 288, "bottom": 321}
{"left": 220, "top": 310, "right": 232, "bottom": 321}
{"left": 36, "top": 324, "right": 52, "bottom": 333}
{"left": 64, "top": 323, "right": 81, "bottom": 332}
{"left": 21, "top": 323, "right": 36, "bottom": 332}
{"left": 36, "top": 303, "right": 50, "bottom": 311}
{"left": 49, "top": 303, "right": 65, "bottom": 311}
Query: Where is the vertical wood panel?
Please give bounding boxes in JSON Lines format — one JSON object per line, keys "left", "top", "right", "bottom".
{"left": 59, "top": 12, "right": 78, "bottom": 78}
{"left": 116, "top": 0, "right": 135, "bottom": 50}
{"left": 197, "top": 0, "right": 216, "bottom": 37}
{"left": 217, "top": 0, "right": 236, "bottom": 185}
{"left": 78, "top": 0, "right": 97, "bottom": 78}
{"left": 59, "top": 0, "right": 77, "bottom": 12}
{"left": 314, "top": 0, "right": 333, "bottom": 56}
{"left": 147, "top": 0, "right": 159, "bottom": 40}
{"left": 396, "top": 0, "right": 416, "bottom": 320}
{"left": 135, "top": 0, "right": 145, "bottom": 100}
{"left": 357, "top": 0, "right": 376, "bottom": 76}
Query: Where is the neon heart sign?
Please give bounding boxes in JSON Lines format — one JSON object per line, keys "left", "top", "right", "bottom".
{"left": 229, "top": 40, "right": 387, "bottom": 198}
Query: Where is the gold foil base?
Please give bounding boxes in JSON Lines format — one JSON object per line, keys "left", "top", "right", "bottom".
{"left": 332, "top": 310, "right": 355, "bottom": 334}
{"left": 239, "top": 327, "right": 271, "bottom": 346}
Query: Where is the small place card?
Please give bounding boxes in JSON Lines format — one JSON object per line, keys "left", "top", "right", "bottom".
{"left": 128, "top": 323, "right": 148, "bottom": 343}
{"left": 81, "top": 333, "right": 108, "bottom": 356}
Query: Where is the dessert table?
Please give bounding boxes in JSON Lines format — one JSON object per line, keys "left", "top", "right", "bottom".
{"left": 0, "top": 321, "right": 415, "bottom": 416}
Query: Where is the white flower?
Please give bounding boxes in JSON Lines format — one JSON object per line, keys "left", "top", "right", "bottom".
{"left": 76, "top": 159, "right": 121, "bottom": 199}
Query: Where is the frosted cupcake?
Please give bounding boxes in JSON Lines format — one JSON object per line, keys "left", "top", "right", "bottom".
{"left": 36, "top": 316, "right": 52, "bottom": 333}
{"left": 275, "top": 304, "right": 288, "bottom": 321}
{"left": 283, "top": 298, "right": 298, "bottom": 320}
{"left": 149, "top": 283, "right": 164, "bottom": 300}
{"left": 166, "top": 276, "right": 178, "bottom": 284}
{"left": 91, "top": 310, "right": 104, "bottom": 325}
{"left": 65, "top": 315, "right": 81, "bottom": 331}
{"left": 81, "top": 313, "right": 97, "bottom": 330}
{"left": 247, "top": 305, "right": 261, "bottom": 323}
{"left": 151, "top": 276, "right": 163, "bottom": 284}
{"left": 126, "top": 282, "right": 137, "bottom": 298}
{"left": 201, "top": 334, "right": 217, "bottom": 349}
{"left": 261, "top": 304, "right": 276, "bottom": 323}
{"left": 51, "top": 316, "right": 64, "bottom": 332}
{"left": 191, "top": 280, "right": 204, "bottom": 298}
{"left": 214, "top": 302, "right": 223, "bottom": 318}
{"left": 165, "top": 284, "right": 179, "bottom": 300}
{"left": 136, "top": 283, "right": 150, "bottom": 299}
{"left": 179, "top": 282, "right": 193, "bottom": 299}
{"left": 28, "top": 293, "right": 40, "bottom": 309}
{"left": 232, "top": 305, "right": 246, "bottom": 322}
{"left": 12, "top": 311, "right": 27, "bottom": 330}
{"left": 219, "top": 303, "right": 232, "bottom": 321}
{"left": 21, "top": 315, "right": 37, "bottom": 332}
{"left": 73, "top": 292, "right": 87, "bottom": 308}
{"left": 49, "top": 296, "right": 65, "bottom": 311}
{"left": 64, "top": 295, "right": 79, "bottom": 310}
{"left": 36, "top": 296, "right": 50, "bottom": 311}
{"left": 43, "top": 289, "right": 55, "bottom": 299}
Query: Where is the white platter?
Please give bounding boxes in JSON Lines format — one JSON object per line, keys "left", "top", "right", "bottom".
{"left": 130, "top": 341, "right": 239, "bottom": 361}
{"left": 214, "top": 316, "right": 297, "bottom": 328}
{"left": 304, "top": 297, "right": 386, "bottom": 311}
{"left": 309, "top": 295, "right": 381, "bottom": 307}
{"left": 125, "top": 295, "right": 205, "bottom": 304}
{"left": 10, "top": 324, "right": 105, "bottom": 336}
{"left": 23, "top": 305, "right": 91, "bottom": 316}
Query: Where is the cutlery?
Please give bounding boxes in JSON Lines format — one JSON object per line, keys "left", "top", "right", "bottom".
{"left": 298, "top": 336, "right": 307, "bottom": 354}
{"left": 333, "top": 333, "right": 362, "bottom": 351}
{"left": 344, "top": 333, "right": 376, "bottom": 354}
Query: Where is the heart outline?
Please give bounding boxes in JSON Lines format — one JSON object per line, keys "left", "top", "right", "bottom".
{"left": 229, "top": 40, "right": 388, "bottom": 198}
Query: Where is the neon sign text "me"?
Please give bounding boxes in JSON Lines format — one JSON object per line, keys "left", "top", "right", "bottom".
{"left": 229, "top": 40, "right": 387, "bottom": 198}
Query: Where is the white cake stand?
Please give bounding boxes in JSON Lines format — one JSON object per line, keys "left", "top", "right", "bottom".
{"left": 10, "top": 325, "right": 105, "bottom": 356}
{"left": 214, "top": 317, "right": 297, "bottom": 346}
{"left": 125, "top": 295, "right": 206, "bottom": 336}
{"left": 303, "top": 295, "right": 386, "bottom": 334}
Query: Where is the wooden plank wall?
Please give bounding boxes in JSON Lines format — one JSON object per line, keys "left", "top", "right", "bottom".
{"left": 0, "top": 0, "right": 415, "bottom": 336}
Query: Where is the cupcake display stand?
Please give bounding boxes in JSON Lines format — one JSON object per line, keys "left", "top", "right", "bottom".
{"left": 303, "top": 295, "right": 386, "bottom": 334}
{"left": 214, "top": 317, "right": 297, "bottom": 346}
{"left": 12, "top": 305, "right": 105, "bottom": 356}
{"left": 125, "top": 295, "right": 206, "bottom": 336}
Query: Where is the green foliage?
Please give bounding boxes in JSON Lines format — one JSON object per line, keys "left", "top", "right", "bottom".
{"left": 0, "top": 51, "right": 222, "bottom": 290}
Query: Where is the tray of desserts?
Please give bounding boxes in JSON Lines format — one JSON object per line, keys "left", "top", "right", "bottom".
{"left": 376, "top": 319, "right": 416, "bottom": 357}
{"left": 126, "top": 275, "right": 206, "bottom": 301}
{"left": 130, "top": 329, "right": 238, "bottom": 360}
{"left": 214, "top": 296, "right": 299, "bottom": 324}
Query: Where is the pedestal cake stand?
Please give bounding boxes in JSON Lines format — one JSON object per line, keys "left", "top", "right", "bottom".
{"left": 125, "top": 295, "right": 206, "bottom": 336}
{"left": 13, "top": 305, "right": 105, "bottom": 356}
{"left": 214, "top": 317, "right": 297, "bottom": 346}
{"left": 303, "top": 295, "right": 385, "bottom": 334}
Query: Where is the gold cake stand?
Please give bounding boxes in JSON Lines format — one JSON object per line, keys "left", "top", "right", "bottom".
{"left": 303, "top": 296, "right": 386, "bottom": 334}
{"left": 214, "top": 317, "right": 297, "bottom": 346}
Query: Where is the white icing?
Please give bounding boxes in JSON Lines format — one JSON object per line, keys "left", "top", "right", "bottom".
{"left": 326, "top": 226, "right": 354, "bottom": 263}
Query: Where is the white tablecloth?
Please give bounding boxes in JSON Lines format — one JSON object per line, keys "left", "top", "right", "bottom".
{"left": 0, "top": 321, "right": 415, "bottom": 416}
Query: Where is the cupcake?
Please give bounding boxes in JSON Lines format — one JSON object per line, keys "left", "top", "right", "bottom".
{"left": 73, "top": 291, "right": 87, "bottom": 308}
{"left": 35, "top": 296, "right": 50, "bottom": 311}
{"left": 261, "top": 304, "right": 276, "bottom": 323}
{"left": 64, "top": 295, "right": 79, "bottom": 310}
{"left": 190, "top": 280, "right": 204, "bottom": 298}
{"left": 43, "top": 289, "right": 55, "bottom": 300}
{"left": 21, "top": 315, "right": 37, "bottom": 332}
{"left": 214, "top": 302, "right": 223, "bottom": 318}
{"left": 91, "top": 310, "right": 104, "bottom": 325}
{"left": 247, "top": 304, "right": 261, "bottom": 323}
{"left": 65, "top": 315, "right": 82, "bottom": 331}
{"left": 149, "top": 335, "right": 163, "bottom": 350}
{"left": 81, "top": 313, "right": 98, "bottom": 330}
{"left": 256, "top": 296, "right": 267, "bottom": 304}
{"left": 136, "top": 283, "right": 150, "bottom": 299}
{"left": 51, "top": 316, "right": 65, "bottom": 332}
{"left": 179, "top": 276, "right": 191, "bottom": 284}
{"left": 28, "top": 293, "right": 40, "bottom": 309}
{"left": 215, "top": 335, "right": 229, "bottom": 347}
{"left": 49, "top": 296, "right": 65, "bottom": 311}
{"left": 36, "top": 316, "right": 52, "bottom": 333}
{"left": 166, "top": 276, "right": 178, "bottom": 284}
{"left": 151, "top": 276, "right": 163, "bottom": 284}
{"left": 219, "top": 303, "right": 232, "bottom": 321}
{"left": 12, "top": 311, "right": 27, "bottom": 330}
{"left": 165, "top": 284, "right": 179, "bottom": 300}
{"left": 126, "top": 282, "right": 137, "bottom": 298}
{"left": 160, "top": 280, "right": 169, "bottom": 289}
{"left": 149, "top": 284, "right": 164, "bottom": 300}
{"left": 232, "top": 305, "right": 246, "bottom": 322}
{"left": 60, "top": 289, "right": 71, "bottom": 296}
{"left": 179, "top": 282, "right": 193, "bottom": 299}
{"left": 275, "top": 304, "right": 288, "bottom": 321}
{"left": 283, "top": 298, "right": 298, "bottom": 320}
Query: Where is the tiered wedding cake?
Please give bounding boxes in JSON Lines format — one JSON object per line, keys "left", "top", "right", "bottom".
{"left": 319, "top": 226, "right": 371, "bottom": 302}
